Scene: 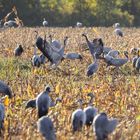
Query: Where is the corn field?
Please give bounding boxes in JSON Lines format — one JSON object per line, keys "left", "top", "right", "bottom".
{"left": 0, "top": 27, "right": 140, "bottom": 140}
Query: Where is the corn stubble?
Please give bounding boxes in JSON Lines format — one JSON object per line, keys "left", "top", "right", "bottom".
{"left": 0, "top": 27, "right": 139, "bottom": 140}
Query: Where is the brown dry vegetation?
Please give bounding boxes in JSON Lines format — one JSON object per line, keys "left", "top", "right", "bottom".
{"left": 0, "top": 27, "right": 140, "bottom": 140}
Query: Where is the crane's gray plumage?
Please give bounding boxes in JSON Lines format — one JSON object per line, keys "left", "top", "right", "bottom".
{"left": 63, "top": 52, "right": 82, "bottom": 60}
{"left": 93, "top": 38, "right": 104, "bottom": 58}
{"left": 114, "top": 28, "right": 123, "bottom": 37}
{"left": 39, "top": 54, "right": 46, "bottom": 64}
{"left": 132, "top": 56, "right": 138, "bottom": 68}
{"left": 25, "top": 99, "right": 36, "bottom": 109}
{"left": 32, "top": 55, "right": 41, "bottom": 67}
{"left": 51, "top": 40, "right": 61, "bottom": 49}
{"left": 50, "top": 36, "right": 68, "bottom": 67}
{"left": 0, "top": 103, "right": 5, "bottom": 133}
{"left": 135, "top": 57, "right": 140, "bottom": 72}
{"left": 37, "top": 116, "right": 56, "bottom": 140}
{"left": 130, "top": 48, "right": 139, "bottom": 56}
{"left": 0, "top": 80, "right": 12, "bottom": 98}
{"left": 14, "top": 44, "right": 24, "bottom": 56}
{"left": 0, "top": 20, "right": 2, "bottom": 28}
{"left": 49, "top": 35, "right": 82, "bottom": 62}
{"left": 4, "top": 20, "right": 18, "bottom": 28}
{"left": 103, "top": 46, "right": 112, "bottom": 55}
{"left": 84, "top": 93, "right": 98, "bottom": 126}
{"left": 36, "top": 32, "right": 68, "bottom": 67}
{"left": 48, "top": 34, "right": 62, "bottom": 49}
{"left": 107, "top": 50, "right": 120, "bottom": 58}
{"left": 82, "top": 34, "right": 104, "bottom": 59}
{"left": 114, "top": 23, "right": 123, "bottom": 37}
{"left": 48, "top": 34, "right": 61, "bottom": 48}
{"left": 82, "top": 34, "right": 94, "bottom": 55}
{"left": 104, "top": 51, "right": 128, "bottom": 67}
{"left": 86, "top": 53, "right": 98, "bottom": 77}
{"left": 71, "top": 99, "right": 86, "bottom": 132}
{"left": 25, "top": 97, "right": 61, "bottom": 109}
{"left": 93, "top": 112, "right": 118, "bottom": 140}
{"left": 36, "top": 85, "right": 51, "bottom": 118}
{"left": 43, "top": 18, "right": 48, "bottom": 27}
{"left": 50, "top": 97, "right": 62, "bottom": 107}
{"left": 32, "top": 45, "right": 41, "bottom": 67}
{"left": 131, "top": 50, "right": 140, "bottom": 71}
{"left": 103, "top": 50, "right": 120, "bottom": 65}
{"left": 36, "top": 35, "right": 53, "bottom": 63}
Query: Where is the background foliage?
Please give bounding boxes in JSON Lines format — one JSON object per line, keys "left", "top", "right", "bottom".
{"left": 0, "top": 0, "right": 140, "bottom": 26}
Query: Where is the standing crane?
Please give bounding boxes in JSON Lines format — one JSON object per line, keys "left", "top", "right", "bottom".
{"left": 93, "top": 112, "right": 118, "bottom": 140}
{"left": 71, "top": 99, "right": 86, "bottom": 132}
{"left": 84, "top": 93, "right": 98, "bottom": 127}
{"left": 37, "top": 116, "right": 56, "bottom": 140}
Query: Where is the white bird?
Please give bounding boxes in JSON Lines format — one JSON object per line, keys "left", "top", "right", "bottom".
{"left": 37, "top": 116, "right": 56, "bottom": 140}
{"left": 36, "top": 85, "right": 51, "bottom": 118}
{"left": 114, "top": 23, "right": 123, "bottom": 37}
{"left": 0, "top": 103, "right": 5, "bottom": 134}
{"left": 71, "top": 99, "right": 86, "bottom": 132}
{"left": 114, "top": 23, "right": 120, "bottom": 28}
{"left": 86, "top": 53, "right": 98, "bottom": 77}
{"left": 76, "top": 22, "right": 82, "bottom": 27}
{"left": 4, "top": 20, "right": 18, "bottom": 28}
{"left": 84, "top": 93, "right": 98, "bottom": 127}
{"left": 43, "top": 18, "right": 48, "bottom": 27}
{"left": 93, "top": 112, "right": 118, "bottom": 140}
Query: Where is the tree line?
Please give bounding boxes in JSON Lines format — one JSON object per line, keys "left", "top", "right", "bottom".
{"left": 0, "top": 0, "right": 140, "bottom": 27}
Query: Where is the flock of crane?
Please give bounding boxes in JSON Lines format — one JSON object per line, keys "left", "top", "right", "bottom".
{"left": 0, "top": 19, "right": 140, "bottom": 140}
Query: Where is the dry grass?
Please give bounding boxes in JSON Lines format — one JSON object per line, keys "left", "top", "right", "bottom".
{"left": 0, "top": 27, "right": 140, "bottom": 140}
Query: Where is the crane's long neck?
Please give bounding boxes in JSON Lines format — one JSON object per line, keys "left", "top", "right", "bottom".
{"left": 78, "top": 101, "right": 83, "bottom": 109}
{"left": 84, "top": 35, "right": 90, "bottom": 45}
{"left": 61, "top": 37, "right": 68, "bottom": 52}
{"left": 55, "top": 99, "right": 61, "bottom": 106}
{"left": 49, "top": 35, "right": 52, "bottom": 43}
{"left": 50, "top": 99, "right": 61, "bottom": 107}
{"left": 93, "top": 53, "right": 98, "bottom": 64}
{"left": 124, "top": 52, "right": 128, "bottom": 60}
{"left": 138, "top": 50, "right": 140, "bottom": 57}
{"left": 88, "top": 97, "right": 93, "bottom": 106}
{"left": 63, "top": 37, "right": 68, "bottom": 48}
